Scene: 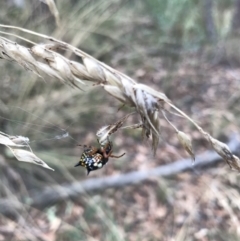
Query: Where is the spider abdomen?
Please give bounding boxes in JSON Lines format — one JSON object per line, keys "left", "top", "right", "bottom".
{"left": 76, "top": 152, "right": 109, "bottom": 175}
{"left": 75, "top": 139, "right": 125, "bottom": 175}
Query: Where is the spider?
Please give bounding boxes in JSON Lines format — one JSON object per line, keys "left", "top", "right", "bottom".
{"left": 74, "top": 140, "right": 125, "bottom": 175}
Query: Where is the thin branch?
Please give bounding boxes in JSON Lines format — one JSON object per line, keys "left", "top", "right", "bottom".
{"left": 29, "top": 134, "right": 240, "bottom": 209}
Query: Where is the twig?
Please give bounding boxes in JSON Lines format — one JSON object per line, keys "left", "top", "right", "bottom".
{"left": 29, "top": 134, "right": 240, "bottom": 209}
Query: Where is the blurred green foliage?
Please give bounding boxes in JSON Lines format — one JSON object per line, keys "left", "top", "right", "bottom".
{"left": 144, "top": 0, "right": 204, "bottom": 44}
{"left": 143, "top": 0, "right": 236, "bottom": 47}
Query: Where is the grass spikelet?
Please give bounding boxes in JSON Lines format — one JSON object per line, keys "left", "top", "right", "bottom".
{"left": 103, "top": 85, "right": 129, "bottom": 104}
{"left": 0, "top": 133, "right": 26, "bottom": 147}
{"left": 0, "top": 132, "right": 54, "bottom": 170}
{"left": 177, "top": 131, "right": 195, "bottom": 163}
{"left": 207, "top": 135, "right": 240, "bottom": 170}
{"left": 69, "top": 61, "right": 92, "bottom": 81}
{"left": 103, "top": 69, "right": 122, "bottom": 87}
{"left": 7, "top": 147, "right": 54, "bottom": 171}
{"left": 83, "top": 57, "right": 106, "bottom": 82}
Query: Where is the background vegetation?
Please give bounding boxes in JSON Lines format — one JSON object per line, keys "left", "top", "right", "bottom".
{"left": 1, "top": 0, "right": 240, "bottom": 240}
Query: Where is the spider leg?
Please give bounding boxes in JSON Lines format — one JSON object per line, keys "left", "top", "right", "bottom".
{"left": 102, "top": 149, "right": 112, "bottom": 159}
{"left": 110, "top": 153, "right": 125, "bottom": 158}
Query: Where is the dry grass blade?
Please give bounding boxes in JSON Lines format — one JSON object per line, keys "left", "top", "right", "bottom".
{"left": 44, "top": 0, "right": 60, "bottom": 27}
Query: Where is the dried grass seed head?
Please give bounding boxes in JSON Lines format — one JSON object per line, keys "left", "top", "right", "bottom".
{"left": 209, "top": 136, "right": 233, "bottom": 160}
{"left": 3, "top": 26, "right": 240, "bottom": 168}
{"left": 32, "top": 44, "right": 85, "bottom": 88}
{"left": 177, "top": 131, "right": 195, "bottom": 162}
